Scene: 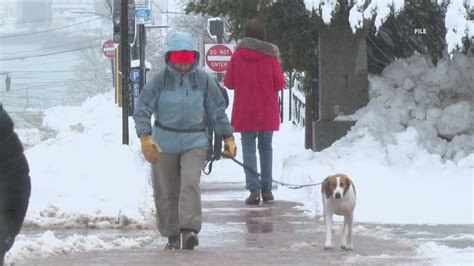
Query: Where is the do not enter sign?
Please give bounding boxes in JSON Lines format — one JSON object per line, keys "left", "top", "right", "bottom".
{"left": 102, "top": 40, "right": 115, "bottom": 60}
{"left": 205, "top": 44, "right": 234, "bottom": 73}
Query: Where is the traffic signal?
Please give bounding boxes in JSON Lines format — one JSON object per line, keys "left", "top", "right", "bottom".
{"left": 209, "top": 19, "right": 224, "bottom": 37}
{"left": 113, "top": 0, "right": 136, "bottom": 44}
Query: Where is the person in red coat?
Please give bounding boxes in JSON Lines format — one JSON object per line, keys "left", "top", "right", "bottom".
{"left": 224, "top": 18, "right": 286, "bottom": 205}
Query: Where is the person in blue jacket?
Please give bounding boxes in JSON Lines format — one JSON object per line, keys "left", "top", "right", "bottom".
{"left": 133, "top": 31, "right": 237, "bottom": 251}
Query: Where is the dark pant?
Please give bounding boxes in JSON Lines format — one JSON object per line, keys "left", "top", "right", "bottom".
{"left": 0, "top": 179, "right": 31, "bottom": 262}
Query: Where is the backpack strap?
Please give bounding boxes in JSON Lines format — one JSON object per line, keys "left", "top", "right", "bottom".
{"left": 154, "top": 67, "right": 209, "bottom": 133}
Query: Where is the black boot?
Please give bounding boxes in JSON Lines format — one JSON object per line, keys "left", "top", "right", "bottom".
{"left": 245, "top": 191, "right": 260, "bottom": 205}
{"left": 261, "top": 190, "right": 274, "bottom": 202}
{"left": 164, "top": 235, "right": 180, "bottom": 250}
{"left": 182, "top": 230, "right": 199, "bottom": 250}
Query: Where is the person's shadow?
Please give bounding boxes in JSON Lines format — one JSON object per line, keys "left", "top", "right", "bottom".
{"left": 245, "top": 208, "right": 274, "bottom": 233}
{"left": 243, "top": 206, "right": 274, "bottom": 248}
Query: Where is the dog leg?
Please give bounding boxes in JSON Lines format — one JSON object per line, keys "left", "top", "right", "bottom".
{"left": 324, "top": 213, "right": 333, "bottom": 250}
{"left": 340, "top": 217, "right": 348, "bottom": 250}
{"left": 346, "top": 213, "right": 354, "bottom": 251}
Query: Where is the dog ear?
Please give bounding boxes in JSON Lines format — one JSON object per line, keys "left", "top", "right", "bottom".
{"left": 322, "top": 176, "right": 333, "bottom": 199}
{"left": 342, "top": 175, "right": 351, "bottom": 196}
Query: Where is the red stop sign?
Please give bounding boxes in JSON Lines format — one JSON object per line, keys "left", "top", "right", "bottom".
{"left": 102, "top": 40, "right": 115, "bottom": 59}
{"left": 205, "top": 44, "right": 233, "bottom": 73}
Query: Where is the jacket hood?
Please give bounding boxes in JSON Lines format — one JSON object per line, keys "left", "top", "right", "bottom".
{"left": 0, "top": 103, "right": 13, "bottom": 141}
{"left": 236, "top": 37, "right": 280, "bottom": 61}
{"left": 164, "top": 31, "right": 200, "bottom": 67}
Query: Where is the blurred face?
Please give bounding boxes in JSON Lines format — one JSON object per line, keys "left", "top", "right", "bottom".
{"left": 174, "top": 63, "right": 192, "bottom": 75}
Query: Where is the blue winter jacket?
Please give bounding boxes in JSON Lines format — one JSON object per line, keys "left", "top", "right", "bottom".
{"left": 133, "top": 31, "right": 233, "bottom": 153}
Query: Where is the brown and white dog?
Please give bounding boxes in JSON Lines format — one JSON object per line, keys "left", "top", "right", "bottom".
{"left": 321, "top": 173, "right": 356, "bottom": 251}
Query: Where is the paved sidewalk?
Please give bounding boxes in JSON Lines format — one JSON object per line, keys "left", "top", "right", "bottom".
{"left": 19, "top": 182, "right": 427, "bottom": 265}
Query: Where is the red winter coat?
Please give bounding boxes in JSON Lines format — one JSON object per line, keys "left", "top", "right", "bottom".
{"left": 224, "top": 38, "right": 286, "bottom": 132}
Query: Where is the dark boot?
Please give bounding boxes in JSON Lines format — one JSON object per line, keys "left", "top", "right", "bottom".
{"left": 182, "top": 230, "right": 199, "bottom": 250}
{"left": 245, "top": 191, "right": 260, "bottom": 205}
{"left": 164, "top": 235, "right": 180, "bottom": 250}
{"left": 261, "top": 190, "right": 274, "bottom": 202}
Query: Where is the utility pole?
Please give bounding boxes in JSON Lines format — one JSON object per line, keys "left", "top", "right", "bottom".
{"left": 120, "top": 0, "right": 130, "bottom": 145}
{"left": 5, "top": 73, "right": 11, "bottom": 92}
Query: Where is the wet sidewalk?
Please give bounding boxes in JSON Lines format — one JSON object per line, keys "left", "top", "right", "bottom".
{"left": 20, "top": 182, "right": 427, "bottom": 265}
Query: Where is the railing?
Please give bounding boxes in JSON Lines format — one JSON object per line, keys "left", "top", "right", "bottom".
{"left": 290, "top": 85, "right": 305, "bottom": 128}
{"left": 277, "top": 78, "right": 306, "bottom": 127}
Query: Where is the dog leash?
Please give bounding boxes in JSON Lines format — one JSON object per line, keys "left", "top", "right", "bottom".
{"left": 203, "top": 155, "right": 322, "bottom": 189}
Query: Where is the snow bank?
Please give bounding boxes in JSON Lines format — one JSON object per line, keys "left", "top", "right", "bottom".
{"left": 278, "top": 53, "right": 473, "bottom": 224}
{"left": 338, "top": 53, "right": 474, "bottom": 163}
{"left": 24, "top": 92, "right": 156, "bottom": 228}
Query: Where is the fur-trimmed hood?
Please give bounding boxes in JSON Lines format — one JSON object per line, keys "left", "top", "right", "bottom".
{"left": 236, "top": 38, "right": 280, "bottom": 61}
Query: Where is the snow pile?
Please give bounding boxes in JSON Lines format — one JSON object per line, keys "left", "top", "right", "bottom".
{"left": 417, "top": 241, "right": 474, "bottom": 265}
{"left": 16, "top": 128, "right": 43, "bottom": 147}
{"left": 337, "top": 53, "right": 474, "bottom": 163}
{"left": 5, "top": 231, "right": 152, "bottom": 264}
{"left": 277, "top": 53, "right": 473, "bottom": 224}
{"left": 24, "top": 92, "right": 156, "bottom": 228}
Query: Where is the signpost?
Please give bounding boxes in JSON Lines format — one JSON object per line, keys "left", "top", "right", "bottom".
{"left": 205, "top": 44, "right": 234, "bottom": 73}
{"left": 120, "top": 0, "right": 131, "bottom": 145}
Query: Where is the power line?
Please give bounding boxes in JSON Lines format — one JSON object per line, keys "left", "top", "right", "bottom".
{"left": 8, "top": 69, "right": 103, "bottom": 74}
{"left": 14, "top": 79, "right": 86, "bottom": 87}
{"left": 0, "top": 40, "right": 103, "bottom": 56}
{"left": 0, "top": 45, "right": 96, "bottom": 61}
{"left": 10, "top": 80, "right": 88, "bottom": 91}
{"left": 0, "top": 14, "right": 99, "bottom": 26}
{"left": 2, "top": 57, "right": 90, "bottom": 67}
{"left": 0, "top": 17, "right": 102, "bottom": 39}
{"left": 0, "top": 36, "right": 105, "bottom": 55}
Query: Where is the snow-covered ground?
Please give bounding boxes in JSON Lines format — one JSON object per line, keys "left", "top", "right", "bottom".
{"left": 4, "top": 53, "right": 473, "bottom": 265}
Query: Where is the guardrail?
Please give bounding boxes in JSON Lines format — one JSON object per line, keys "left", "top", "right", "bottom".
{"left": 290, "top": 86, "right": 305, "bottom": 127}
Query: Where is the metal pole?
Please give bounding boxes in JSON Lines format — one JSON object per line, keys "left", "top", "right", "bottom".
{"left": 289, "top": 72, "right": 292, "bottom": 121}
{"left": 216, "top": 33, "right": 223, "bottom": 82}
{"left": 120, "top": 0, "right": 129, "bottom": 145}
{"left": 280, "top": 89, "right": 284, "bottom": 123}
{"left": 139, "top": 24, "right": 146, "bottom": 90}
{"left": 111, "top": 59, "right": 115, "bottom": 91}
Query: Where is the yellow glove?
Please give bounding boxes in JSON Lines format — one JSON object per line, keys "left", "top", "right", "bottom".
{"left": 222, "top": 136, "right": 237, "bottom": 158}
{"left": 140, "top": 135, "right": 161, "bottom": 164}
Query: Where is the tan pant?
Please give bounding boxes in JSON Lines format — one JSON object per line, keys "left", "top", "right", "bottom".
{"left": 151, "top": 148, "right": 207, "bottom": 237}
